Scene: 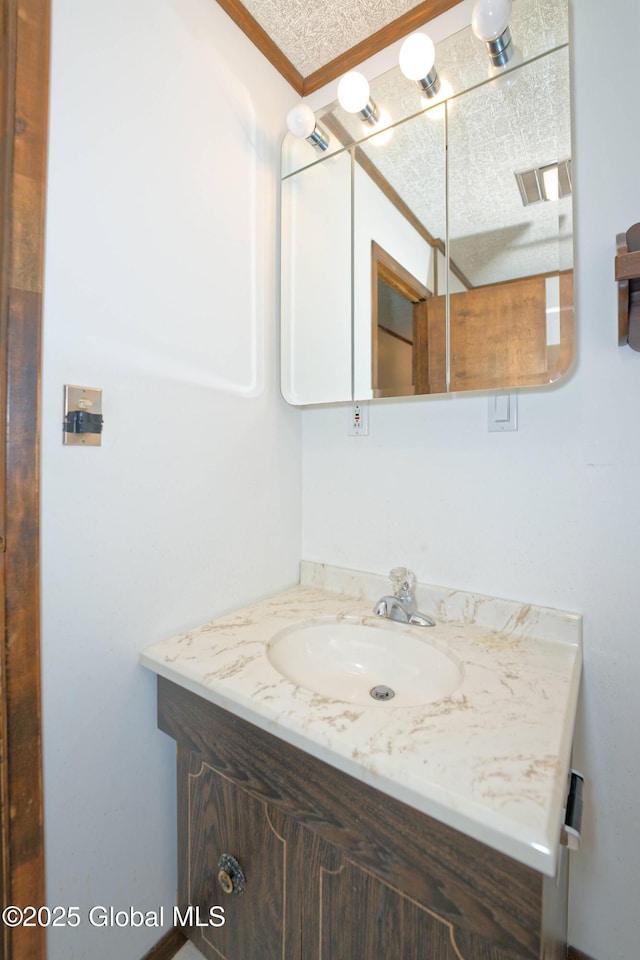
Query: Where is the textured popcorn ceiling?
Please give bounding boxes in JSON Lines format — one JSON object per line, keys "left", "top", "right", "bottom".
{"left": 240, "top": 0, "right": 428, "bottom": 76}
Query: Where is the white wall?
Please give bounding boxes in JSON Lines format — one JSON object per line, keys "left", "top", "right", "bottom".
{"left": 301, "top": 1, "right": 640, "bottom": 958}
{"left": 41, "top": 1, "right": 299, "bottom": 957}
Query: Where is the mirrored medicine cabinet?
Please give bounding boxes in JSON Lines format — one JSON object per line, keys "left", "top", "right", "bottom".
{"left": 281, "top": 0, "right": 573, "bottom": 405}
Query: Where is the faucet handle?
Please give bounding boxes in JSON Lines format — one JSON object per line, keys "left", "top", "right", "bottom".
{"left": 389, "top": 566, "right": 416, "bottom": 598}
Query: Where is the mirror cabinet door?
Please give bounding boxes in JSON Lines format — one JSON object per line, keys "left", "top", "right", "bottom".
{"left": 281, "top": 150, "right": 352, "bottom": 405}
{"left": 446, "top": 46, "right": 573, "bottom": 392}
{"left": 280, "top": 0, "right": 573, "bottom": 405}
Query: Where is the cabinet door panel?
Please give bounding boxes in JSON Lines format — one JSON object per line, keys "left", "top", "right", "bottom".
{"left": 318, "top": 858, "right": 462, "bottom": 960}
{"left": 165, "top": 685, "right": 558, "bottom": 960}
{"left": 182, "top": 754, "right": 287, "bottom": 960}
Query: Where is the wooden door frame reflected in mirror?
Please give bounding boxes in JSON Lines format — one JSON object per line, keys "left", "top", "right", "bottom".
{"left": 371, "top": 241, "right": 431, "bottom": 398}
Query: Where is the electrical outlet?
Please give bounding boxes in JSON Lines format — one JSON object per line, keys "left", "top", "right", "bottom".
{"left": 348, "top": 402, "right": 369, "bottom": 436}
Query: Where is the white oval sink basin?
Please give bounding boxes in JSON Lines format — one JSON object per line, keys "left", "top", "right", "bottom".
{"left": 267, "top": 616, "right": 463, "bottom": 707}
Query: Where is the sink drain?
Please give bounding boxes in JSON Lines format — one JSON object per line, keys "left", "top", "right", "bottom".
{"left": 370, "top": 684, "right": 395, "bottom": 702}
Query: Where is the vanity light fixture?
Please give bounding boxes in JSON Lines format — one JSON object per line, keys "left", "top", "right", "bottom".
{"left": 399, "top": 33, "right": 441, "bottom": 99}
{"left": 337, "top": 71, "right": 379, "bottom": 125}
{"left": 471, "top": 0, "right": 514, "bottom": 67}
{"left": 286, "top": 103, "right": 330, "bottom": 151}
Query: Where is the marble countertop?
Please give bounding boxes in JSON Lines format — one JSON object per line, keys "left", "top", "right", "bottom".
{"left": 140, "top": 562, "right": 582, "bottom": 876}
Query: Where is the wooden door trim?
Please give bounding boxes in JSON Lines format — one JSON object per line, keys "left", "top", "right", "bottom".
{"left": 1, "top": 1, "right": 49, "bottom": 958}
{"left": 372, "top": 241, "right": 431, "bottom": 305}
{"left": 371, "top": 241, "right": 430, "bottom": 396}
{"left": 213, "top": 0, "right": 461, "bottom": 96}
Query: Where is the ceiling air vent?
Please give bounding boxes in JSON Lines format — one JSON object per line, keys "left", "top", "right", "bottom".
{"left": 515, "top": 159, "right": 572, "bottom": 206}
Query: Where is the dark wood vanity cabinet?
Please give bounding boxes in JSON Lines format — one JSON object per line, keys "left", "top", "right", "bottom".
{"left": 158, "top": 677, "right": 568, "bottom": 960}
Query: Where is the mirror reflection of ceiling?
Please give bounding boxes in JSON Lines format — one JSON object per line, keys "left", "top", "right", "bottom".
{"left": 350, "top": 48, "right": 571, "bottom": 287}
{"left": 296, "top": 0, "right": 571, "bottom": 288}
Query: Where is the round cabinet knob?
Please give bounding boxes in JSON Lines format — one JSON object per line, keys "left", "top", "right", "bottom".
{"left": 217, "top": 854, "right": 246, "bottom": 895}
{"left": 217, "top": 869, "right": 234, "bottom": 894}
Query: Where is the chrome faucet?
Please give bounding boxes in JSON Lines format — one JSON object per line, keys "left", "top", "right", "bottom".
{"left": 373, "top": 567, "right": 435, "bottom": 627}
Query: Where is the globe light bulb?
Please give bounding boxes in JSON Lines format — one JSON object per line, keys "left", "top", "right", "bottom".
{"left": 399, "top": 33, "right": 436, "bottom": 82}
{"left": 337, "top": 71, "right": 371, "bottom": 114}
{"left": 286, "top": 104, "right": 316, "bottom": 139}
{"left": 285, "top": 103, "right": 329, "bottom": 151}
{"left": 471, "top": 0, "right": 513, "bottom": 42}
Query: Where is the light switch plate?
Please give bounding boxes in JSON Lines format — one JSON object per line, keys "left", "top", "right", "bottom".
{"left": 488, "top": 393, "right": 518, "bottom": 432}
{"left": 63, "top": 385, "right": 102, "bottom": 446}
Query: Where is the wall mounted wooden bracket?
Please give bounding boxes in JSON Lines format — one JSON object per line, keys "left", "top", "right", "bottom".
{"left": 616, "top": 222, "right": 640, "bottom": 350}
